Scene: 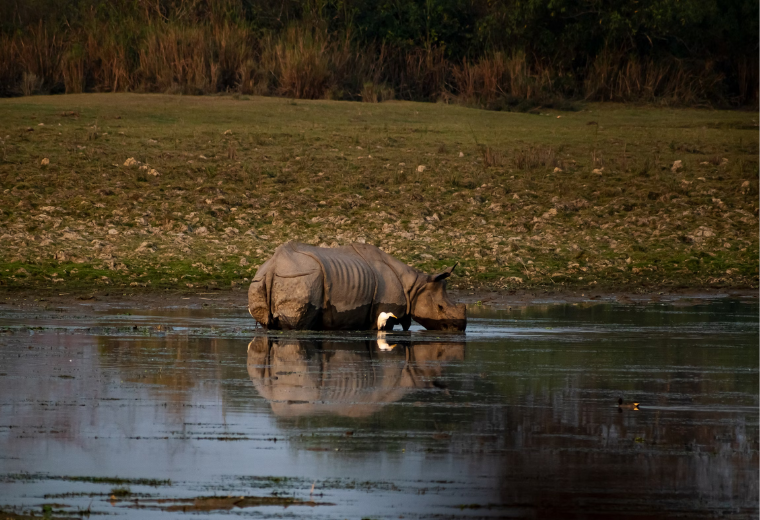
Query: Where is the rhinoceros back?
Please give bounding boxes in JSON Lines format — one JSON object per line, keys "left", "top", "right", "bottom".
{"left": 293, "top": 243, "right": 376, "bottom": 329}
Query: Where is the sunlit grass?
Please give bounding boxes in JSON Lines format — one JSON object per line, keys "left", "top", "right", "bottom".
{"left": 0, "top": 94, "right": 757, "bottom": 293}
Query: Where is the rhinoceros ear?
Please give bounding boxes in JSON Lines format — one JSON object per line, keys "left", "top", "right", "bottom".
{"left": 432, "top": 263, "right": 457, "bottom": 282}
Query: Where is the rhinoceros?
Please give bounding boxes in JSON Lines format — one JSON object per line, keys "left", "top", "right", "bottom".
{"left": 247, "top": 241, "right": 466, "bottom": 331}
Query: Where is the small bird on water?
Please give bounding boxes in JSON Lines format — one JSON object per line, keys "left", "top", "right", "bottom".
{"left": 618, "top": 398, "right": 640, "bottom": 411}
{"left": 377, "top": 312, "right": 398, "bottom": 331}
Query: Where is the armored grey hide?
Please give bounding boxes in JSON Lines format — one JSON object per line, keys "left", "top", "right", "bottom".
{"left": 247, "top": 242, "right": 466, "bottom": 331}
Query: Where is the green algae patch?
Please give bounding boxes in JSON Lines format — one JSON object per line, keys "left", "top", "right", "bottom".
{"left": 65, "top": 476, "right": 170, "bottom": 487}
{"left": 4, "top": 473, "right": 171, "bottom": 487}
{"left": 128, "top": 495, "right": 334, "bottom": 511}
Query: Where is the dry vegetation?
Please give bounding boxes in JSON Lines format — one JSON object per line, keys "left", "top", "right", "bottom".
{"left": 0, "top": 94, "right": 757, "bottom": 294}
{"left": 2, "top": 21, "right": 754, "bottom": 108}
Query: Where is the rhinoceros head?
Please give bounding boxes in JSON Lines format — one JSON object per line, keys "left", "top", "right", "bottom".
{"left": 411, "top": 264, "right": 466, "bottom": 331}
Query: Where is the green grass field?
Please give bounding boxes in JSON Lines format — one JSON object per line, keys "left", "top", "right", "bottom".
{"left": 0, "top": 94, "right": 757, "bottom": 293}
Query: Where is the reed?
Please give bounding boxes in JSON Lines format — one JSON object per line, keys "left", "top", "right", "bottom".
{"left": 0, "top": 11, "right": 755, "bottom": 107}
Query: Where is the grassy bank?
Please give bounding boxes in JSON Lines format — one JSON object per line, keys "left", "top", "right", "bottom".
{"left": 0, "top": 94, "right": 757, "bottom": 294}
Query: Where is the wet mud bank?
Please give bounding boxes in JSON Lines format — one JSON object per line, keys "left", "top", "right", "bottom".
{"left": 0, "top": 285, "right": 756, "bottom": 316}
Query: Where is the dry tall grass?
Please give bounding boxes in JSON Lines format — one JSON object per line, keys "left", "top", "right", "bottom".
{"left": 0, "top": 19, "right": 755, "bottom": 106}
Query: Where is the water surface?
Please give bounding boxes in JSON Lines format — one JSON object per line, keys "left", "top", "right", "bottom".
{"left": 0, "top": 300, "right": 757, "bottom": 519}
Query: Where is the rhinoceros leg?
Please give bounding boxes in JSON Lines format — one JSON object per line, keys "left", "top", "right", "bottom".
{"left": 399, "top": 314, "right": 412, "bottom": 331}
{"left": 248, "top": 260, "right": 276, "bottom": 328}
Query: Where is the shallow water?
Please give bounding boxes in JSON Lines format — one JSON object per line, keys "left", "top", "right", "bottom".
{"left": 0, "top": 300, "right": 757, "bottom": 519}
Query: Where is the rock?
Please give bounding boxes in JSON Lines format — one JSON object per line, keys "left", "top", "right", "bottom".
{"left": 123, "top": 157, "right": 138, "bottom": 167}
{"left": 40, "top": 158, "right": 49, "bottom": 166}
{"left": 671, "top": 160, "right": 683, "bottom": 172}
{"left": 54, "top": 251, "right": 67, "bottom": 262}
{"left": 592, "top": 168, "right": 603, "bottom": 175}
{"left": 417, "top": 165, "right": 426, "bottom": 173}
{"left": 224, "top": 227, "right": 239, "bottom": 235}
{"left": 223, "top": 129, "right": 232, "bottom": 135}
{"left": 541, "top": 208, "right": 557, "bottom": 220}
{"left": 239, "top": 257, "right": 249, "bottom": 267}
{"left": 506, "top": 276, "right": 523, "bottom": 284}
{"left": 194, "top": 226, "right": 208, "bottom": 235}
{"left": 458, "top": 152, "right": 464, "bottom": 157}
{"left": 149, "top": 168, "right": 159, "bottom": 176}
{"left": 553, "top": 167, "right": 562, "bottom": 173}
{"left": 135, "top": 241, "right": 156, "bottom": 253}
{"left": 108, "top": 228, "right": 118, "bottom": 235}
{"left": 720, "top": 158, "right": 728, "bottom": 165}
{"left": 15, "top": 268, "right": 30, "bottom": 276}
{"left": 691, "top": 226, "right": 714, "bottom": 243}
{"left": 741, "top": 180, "right": 750, "bottom": 193}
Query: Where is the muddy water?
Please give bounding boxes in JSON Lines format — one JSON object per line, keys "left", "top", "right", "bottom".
{"left": 0, "top": 300, "right": 757, "bottom": 519}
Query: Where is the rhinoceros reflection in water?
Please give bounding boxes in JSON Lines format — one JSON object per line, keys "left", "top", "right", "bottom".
{"left": 247, "top": 336, "right": 464, "bottom": 418}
